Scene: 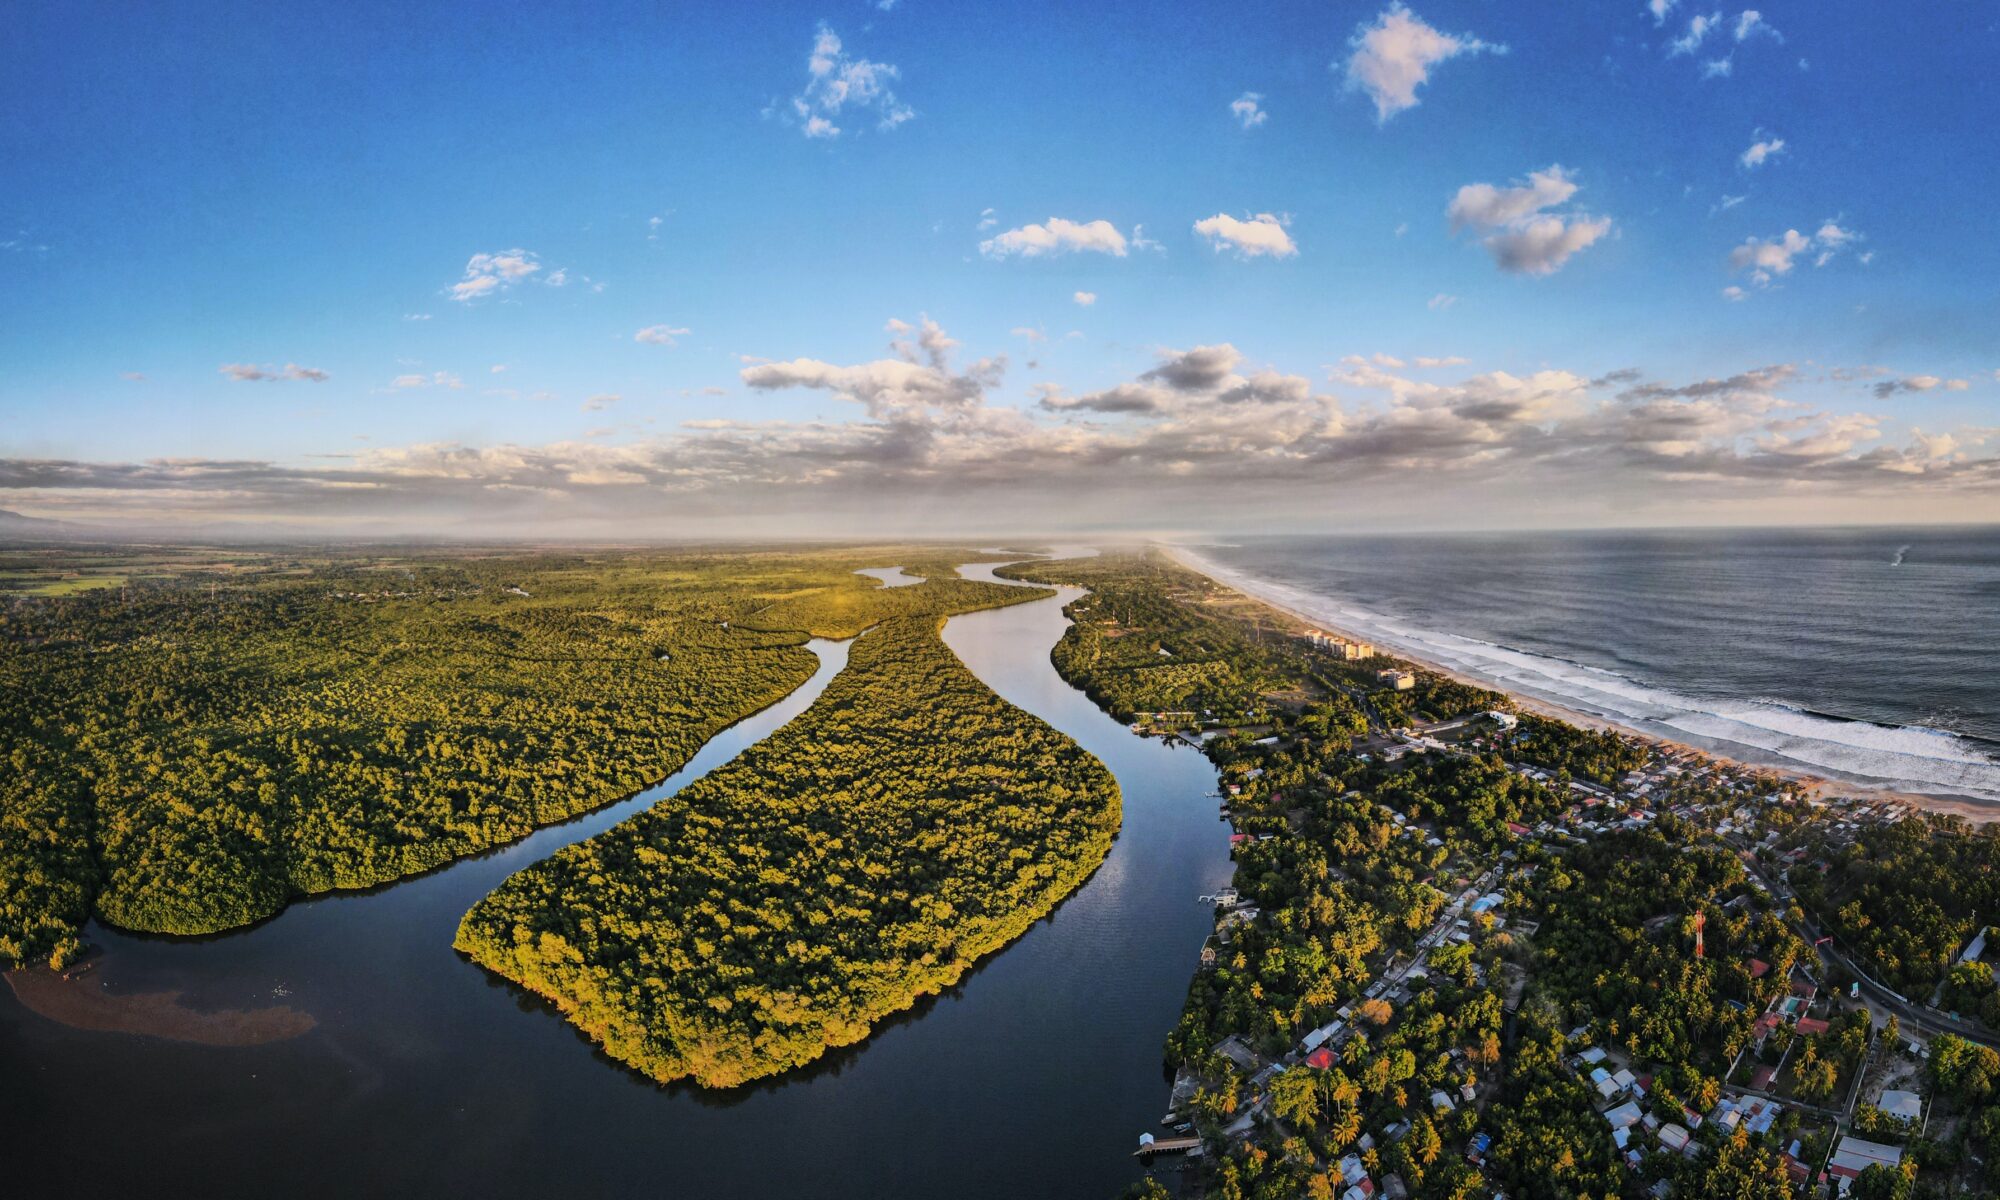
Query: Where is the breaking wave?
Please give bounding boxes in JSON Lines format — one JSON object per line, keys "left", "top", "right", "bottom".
{"left": 1172, "top": 545, "right": 2000, "bottom": 805}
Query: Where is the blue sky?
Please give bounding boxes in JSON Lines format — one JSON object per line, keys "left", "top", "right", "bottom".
{"left": 3, "top": 0, "right": 1997, "bottom": 535}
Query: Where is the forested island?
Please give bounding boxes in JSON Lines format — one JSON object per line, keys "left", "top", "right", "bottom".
{"left": 0, "top": 545, "right": 1040, "bottom": 967}
{"left": 455, "top": 610, "right": 1120, "bottom": 1087}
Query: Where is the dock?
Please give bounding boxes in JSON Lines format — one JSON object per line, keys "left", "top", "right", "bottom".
{"left": 1133, "top": 1135, "right": 1202, "bottom": 1158}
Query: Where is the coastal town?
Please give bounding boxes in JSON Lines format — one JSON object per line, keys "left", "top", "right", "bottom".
{"left": 1027, "top": 558, "right": 2000, "bottom": 1200}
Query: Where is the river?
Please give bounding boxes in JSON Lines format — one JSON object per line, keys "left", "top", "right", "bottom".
{"left": 1, "top": 561, "right": 1231, "bottom": 1198}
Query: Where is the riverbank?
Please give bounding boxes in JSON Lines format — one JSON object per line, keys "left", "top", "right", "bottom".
{"left": 1160, "top": 543, "right": 2000, "bottom": 826}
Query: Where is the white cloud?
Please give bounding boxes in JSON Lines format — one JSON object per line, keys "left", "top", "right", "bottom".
{"left": 1230, "top": 92, "right": 1268, "bottom": 129}
{"left": 1702, "top": 57, "right": 1733, "bottom": 79}
{"left": 120, "top": 372, "right": 146, "bottom": 382}
{"left": 1341, "top": 3, "right": 1501, "bottom": 123}
{"left": 1648, "top": 0, "right": 1678, "bottom": 23}
{"left": 1723, "top": 285, "right": 1748, "bottom": 301}
{"left": 453, "top": 250, "right": 545, "bottom": 302}
{"left": 976, "top": 207, "right": 998, "bottom": 231}
{"left": 788, "top": 24, "right": 913, "bottom": 139}
{"left": 1731, "top": 221, "right": 1863, "bottom": 284}
{"left": 1735, "top": 10, "right": 1776, "bottom": 40}
{"left": 1414, "top": 355, "right": 1469, "bottom": 368}
{"left": 403, "top": 313, "right": 432, "bottom": 322}
{"left": 1873, "top": 375, "right": 1970, "bottom": 399}
{"left": 1192, "top": 212, "right": 1298, "bottom": 259}
{"left": 1740, "top": 135, "right": 1785, "bottom": 167}
{"left": 1729, "top": 228, "right": 1810, "bottom": 283}
{"left": 1428, "top": 293, "right": 1458, "bottom": 311}
{"left": 582, "top": 393, "right": 621, "bottom": 412}
{"left": 980, "top": 217, "right": 1130, "bottom": 259}
{"left": 635, "top": 325, "right": 691, "bottom": 346}
{"left": 220, "top": 362, "right": 330, "bottom": 383}
{"left": 390, "top": 371, "right": 464, "bottom": 390}
{"left": 1447, "top": 166, "right": 1612, "bottom": 275}
{"left": 1073, "top": 291, "right": 1098, "bottom": 306}
{"left": 1669, "top": 11, "right": 1721, "bottom": 55}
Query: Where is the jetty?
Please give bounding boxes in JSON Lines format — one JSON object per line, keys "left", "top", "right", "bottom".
{"left": 1133, "top": 1134, "right": 1202, "bottom": 1158}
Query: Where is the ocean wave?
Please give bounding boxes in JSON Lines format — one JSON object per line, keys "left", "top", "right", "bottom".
{"left": 1171, "top": 545, "right": 2000, "bottom": 804}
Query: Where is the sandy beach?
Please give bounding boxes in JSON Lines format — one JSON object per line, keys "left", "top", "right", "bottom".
{"left": 1158, "top": 543, "right": 2000, "bottom": 826}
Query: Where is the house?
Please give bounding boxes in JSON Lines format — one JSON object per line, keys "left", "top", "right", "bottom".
{"left": 1306, "top": 1046, "right": 1337, "bottom": 1070}
{"left": 1795, "top": 1016, "right": 1830, "bottom": 1037}
{"left": 1828, "top": 1136, "right": 1904, "bottom": 1185}
{"left": 1877, "top": 1089, "right": 1923, "bottom": 1121}
{"left": 1658, "top": 1124, "right": 1691, "bottom": 1153}
{"left": 1747, "top": 958, "right": 1771, "bottom": 979}
{"left": 1377, "top": 668, "right": 1416, "bottom": 691}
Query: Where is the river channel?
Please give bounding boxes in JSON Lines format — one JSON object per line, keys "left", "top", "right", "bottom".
{"left": 1, "top": 559, "right": 1231, "bottom": 1197}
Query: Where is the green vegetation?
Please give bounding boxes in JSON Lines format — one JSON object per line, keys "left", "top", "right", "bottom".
{"left": 1504, "top": 713, "right": 1651, "bottom": 785}
{"left": 454, "top": 613, "right": 1119, "bottom": 1087}
{"left": 1007, "top": 549, "right": 1845, "bottom": 1200}
{"left": 1794, "top": 813, "right": 2000, "bottom": 996}
{"left": 0, "top": 545, "right": 1037, "bottom": 965}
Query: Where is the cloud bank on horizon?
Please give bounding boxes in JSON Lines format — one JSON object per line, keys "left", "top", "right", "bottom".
{"left": 2, "top": 1, "right": 1996, "bottom": 535}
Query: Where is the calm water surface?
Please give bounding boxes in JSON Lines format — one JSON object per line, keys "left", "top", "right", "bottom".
{"left": 1, "top": 561, "right": 1230, "bottom": 1198}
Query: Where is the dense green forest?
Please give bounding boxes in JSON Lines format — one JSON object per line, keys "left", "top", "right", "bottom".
{"left": 0, "top": 545, "right": 1040, "bottom": 965}
{"left": 1794, "top": 813, "right": 2000, "bottom": 996}
{"left": 454, "top": 612, "right": 1119, "bottom": 1087}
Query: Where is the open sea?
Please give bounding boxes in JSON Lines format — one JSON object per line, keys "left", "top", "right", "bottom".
{"left": 1183, "top": 527, "right": 2000, "bottom": 806}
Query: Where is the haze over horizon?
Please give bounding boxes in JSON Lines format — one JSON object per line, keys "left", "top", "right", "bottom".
{"left": 5, "top": 1, "right": 1998, "bottom": 537}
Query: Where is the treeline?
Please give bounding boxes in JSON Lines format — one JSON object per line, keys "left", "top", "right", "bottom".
{"left": 454, "top": 613, "right": 1119, "bottom": 1088}
{"left": 0, "top": 547, "right": 1040, "bottom": 964}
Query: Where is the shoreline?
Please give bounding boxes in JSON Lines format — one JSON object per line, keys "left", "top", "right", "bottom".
{"left": 1157, "top": 543, "right": 2000, "bottom": 826}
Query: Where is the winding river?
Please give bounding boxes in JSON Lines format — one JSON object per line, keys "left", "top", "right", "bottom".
{"left": 0, "top": 560, "right": 1230, "bottom": 1198}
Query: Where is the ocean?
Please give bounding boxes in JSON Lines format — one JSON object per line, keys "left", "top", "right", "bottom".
{"left": 1181, "top": 527, "right": 2000, "bottom": 806}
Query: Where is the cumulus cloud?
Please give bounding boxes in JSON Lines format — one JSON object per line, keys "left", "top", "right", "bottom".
{"left": 1230, "top": 92, "right": 1268, "bottom": 129}
{"left": 1740, "top": 134, "right": 1785, "bottom": 167}
{"left": 1192, "top": 213, "right": 1298, "bottom": 259}
{"left": 1649, "top": 0, "right": 1678, "bottom": 23}
{"left": 1342, "top": 4, "right": 1501, "bottom": 122}
{"left": 1873, "top": 376, "right": 1971, "bottom": 399}
{"left": 452, "top": 250, "right": 546, "bottom": 302}
{"left": 980, "top": 217, "right": 1130, "bottom": 259}
{"left": 220, "top": 362, "right": 330, "bottom": 383}
{"left": 1448, "top": 166, "right": 1611, "bottom": 275}
{"left": 1073, "top": 291, "right": 1098, "bottom": 306}
{"left": 635, "top": 325, "right": 691, "bottom": 346}
{"left": 1730, "top": 221, "right": 1862, "bottom": 285}
{"left": 788, "top": 24, "right": 913, "bottom": 138}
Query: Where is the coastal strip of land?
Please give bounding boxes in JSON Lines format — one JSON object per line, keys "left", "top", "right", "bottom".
{"left": 1160, "top": 542, "right": 1998, "bottom": 825}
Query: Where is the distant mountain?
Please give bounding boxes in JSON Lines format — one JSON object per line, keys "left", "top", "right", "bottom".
{"left": 0, "top": 508, "right": 88, "bottom": 539}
